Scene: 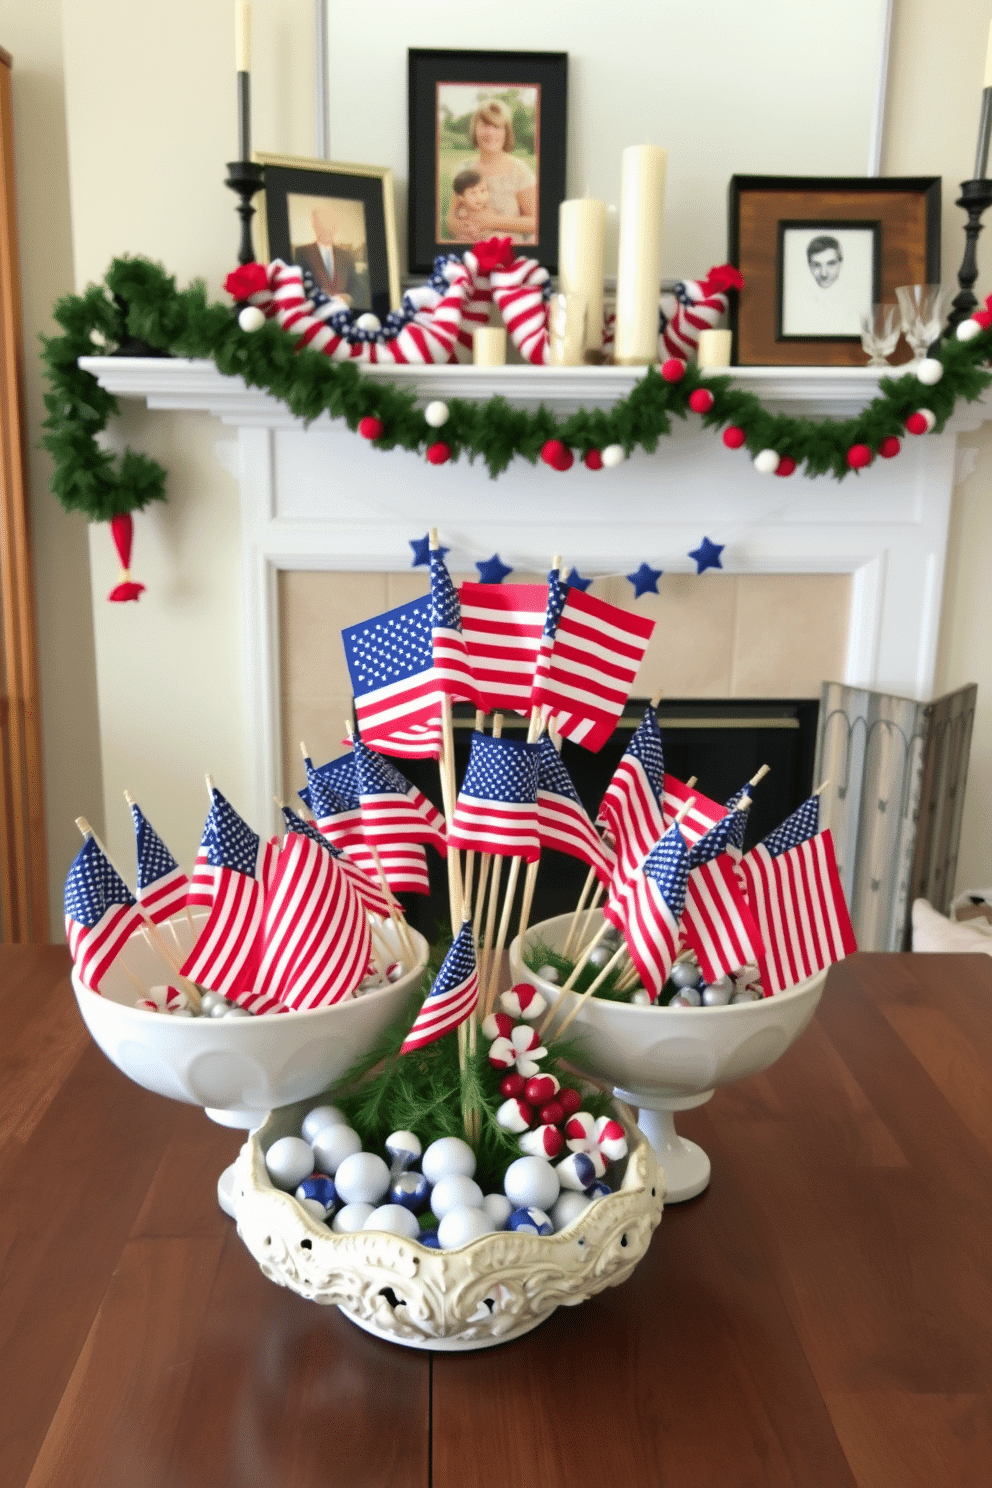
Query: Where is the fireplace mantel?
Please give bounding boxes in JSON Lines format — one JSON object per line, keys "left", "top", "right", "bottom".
{"left": 79, "top": 355, "right": 992, "bottom": 831}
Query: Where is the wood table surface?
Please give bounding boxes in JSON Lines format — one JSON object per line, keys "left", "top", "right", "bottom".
{"left": 2, "top": 946, "right": 991, "bottom": 1487}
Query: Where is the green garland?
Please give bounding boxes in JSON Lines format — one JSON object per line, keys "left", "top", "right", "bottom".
{"left": 41, "top": 255, "right": 992, "bottom": 523}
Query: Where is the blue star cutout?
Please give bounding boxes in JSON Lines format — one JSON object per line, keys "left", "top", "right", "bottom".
{"left": 627, "top": 562, "right": 663, "bottom": 598}
{"left": 565, "top": 566, "right": 592, "bottom": 591}
{"left": 688, "top": 536, "right": 724, "bottom": 574}
{"left": 409, "top": 533, "right": 448, "bottom": 567}
{"left": 476, "top": 553, "right": 513, "bottom": 584}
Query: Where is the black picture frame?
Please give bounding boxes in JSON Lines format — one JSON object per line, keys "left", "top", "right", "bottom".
{"left": 253, "top": 152, "right": 400, "bottom": 321}
{"left": 407, "top": 48, "right": 568, "bottom": 276}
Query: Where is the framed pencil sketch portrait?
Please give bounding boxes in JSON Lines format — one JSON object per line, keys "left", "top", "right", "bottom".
{"left": 253, "top": 152, "right": 401, "bottom": 320}
{"left": 729, "top": 176, "right": 941, "bottom": 366}
{"left": 408, "top": 48, "right": 568, "bottom": 275}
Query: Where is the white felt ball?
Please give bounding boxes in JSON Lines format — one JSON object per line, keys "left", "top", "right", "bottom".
{"left": 551, "top": 1190, "right": 591, "bottom": 1231}
{"left": 312, "top": 1123, "right": 362, "bottom": 1176}
{"left": 238, "top": 305, "right": 266, "bottom": 333}
{"left": 422, "top": 1136, "right": 476, "bottom": 1184}
{"left": 916, "top": 357, "right": 944, "bottom": 385}
{"left": 601, "top": 443, "right": 625, "bottom": 468}
{"left": 437, "top": 1206, "right": 497, "bottom": 1249}
{"left": 364, "top": 1203, "right": 421, "bottom": 1239}
{"left": 385, "top": 1130, "right": 422, "bottom": 1167}
{"left": 332, "top": 1202, "right": 375, "bottom": 1233}
{"left": 424, "top": 400, "right": 449, "bottom": 427}
{"left": 537, "top": 963, "right": 560, "bottom": 984}
{"left": 334, "top": 1151, "right": 391, "bottom": 1206}
{"left": 217, "top": 1162, "right": 238, "bottom": 1218}
{"left": 430, "top": 1174, "right": 483, "bottom": 1218}
{"left": 956, "top": 318, "right": 982, "bottom": 342}
{"left": 264, "top": 1136, "right": 316, "bottom": 1192}
{"left": 630, "top": 989, "right": 651, "bottom": 1005}
{"left": 299, "top": 1197, "right": 330, "bottom": 1224}
{"left": 301, "top": 1104, "right": 347, "bottom": 1145}
{"left": 753, "top": 448, "right": 780, "bottom": 475}
{"left": 503, "top": 1155, "right": 560, "bottom": 1212}
{"left": 355, "top": 311, "right": 381, "bottom": 332}
{"left": 483, "top": 1193, "right": 513, "bottom": 1229}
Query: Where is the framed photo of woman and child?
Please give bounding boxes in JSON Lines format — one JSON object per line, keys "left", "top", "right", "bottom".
{"left": 408, "top": 48, "right": 568, "bottom": 275}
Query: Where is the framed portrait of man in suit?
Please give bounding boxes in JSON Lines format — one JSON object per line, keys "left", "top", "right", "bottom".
{"left": 253, "top": 153, "right": 400, "bottom": 320}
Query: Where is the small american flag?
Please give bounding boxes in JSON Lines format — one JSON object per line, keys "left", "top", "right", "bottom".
{"left": 280, "top": 805, "right": 392, "bottom": 918}
{"left": 181, "top": 789, "right": 273, "bottom": 995}
{"left": 536, "top": 735, "right": 615, "bottom": 884}
{"left": 458, "top": 582, "right": 547, "bottom": 715}
{"left": 605, "top": 824, "right": 690, "bottom": 1001}
{"left": 254, "top": 831, "right": 371, "bottom": 1010}
{"left": 449, "top": 732, "right": 541, "bottom": 861}
{"left": 129, "top": 801, "right": 189, "bottom": 924}
{"left": 531, "top": 565, "right": 568, "bottom": 705}
{"left": 341, "top": 596, "right": 443, "bottom": 759}
{"left": 304, "top": 753, "right": 430, "bottom": 895}
{"left": 662, "top": 775, "right": 727, "bottom": 847}
{"left": 400, "top": 919, "right": 479, "bottom": 1052}
{"left": 680, "top": 811, "right": 765, "bottom": 983}
{"left": 430, "top": 547, "right": 478, "bottom": 705}
{"left": 353, "top": 737, "right": 447, "bottom": 854}
{"left": 533, "top": 587, "right": 655, "bottom": 752}
{"left": 64, "top": 835, "right": 144, "bottom": 991}
{"left": 739, "top": 796, "right": 857, "bottom": 995}
{"left": 188, "top": 788, "right": 277, "bottom": 910}
{"left": 598, "top": 706, "right": 666, "bottom": 884}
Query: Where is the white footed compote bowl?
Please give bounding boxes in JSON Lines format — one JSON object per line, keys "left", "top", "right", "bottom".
{"left": 71, "top": 912, "right": 429, "bottom": 1127}
{"left": 231, "top": 1094, "right": 663, "bottom": 1350}
{"left": 509, "top": 913, "right": 827, "bottom": 1202}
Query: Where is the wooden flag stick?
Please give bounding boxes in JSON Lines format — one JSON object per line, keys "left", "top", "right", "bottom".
{"left": 573, "top": 882, "right": 607, "bottom": 962}
{"left": 563, "top": 866, "right": 598, "bottom": 957}
{"left": 538, "top": 918, "right": 614, "bottom": 1035}
{"left": 483, "top": 703, "right": 544, "bottom": 1012}
{"left": 814, "top": 778, "right": 831, "bottom": 795}
{"left": 750, "top": 763, "right": 771, "bottom": 787}
{"left": 367, "top": 842, "right": 415, "bottom": 964}
{"left": 555, "top": 941, "right": 629, "bottom": 1039}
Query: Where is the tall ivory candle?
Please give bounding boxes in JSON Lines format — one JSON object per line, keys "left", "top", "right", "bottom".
{"left": 235, "top": 1, "right": 250, "bottom": 71}
{"left": 473, "top": 327, "right": 506, "bottom": 366}
{"left": 614, "top": 145, "right": 667, "bottom": 365}
{"left": 558, "top": 198, "right": 606, "bottom": 353}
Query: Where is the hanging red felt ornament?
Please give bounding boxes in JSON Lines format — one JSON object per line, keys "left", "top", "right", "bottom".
{"left": 583, "top": 448, "right": 604, "bottom": 470}
{"left": 107, "top": 512, "right": 145, "bottom": 602}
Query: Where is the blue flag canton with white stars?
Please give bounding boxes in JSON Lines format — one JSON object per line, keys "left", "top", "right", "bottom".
{"left": 542, "top": 568, "right": 567, "bottom": 640}
{"left": 642, "top": 825, "right": 690, "bottom": 912}
{"left": 429, "top": 921, "right": 476, "bottom": 998}
{"left": 723, "top": 783, "right": 754, "bottom": 850}
{"left": 281, "top": 805, "right": 342, "bottom": 856}
{"left": 342, "top": 596, "right": 432, "bottom": 698}
{"left": 429, "top": 550, "right": 462, "bottom": 632}
{"left": 130, "top": 804, "right": 179, "bottom": 889}
{"left": 461, "top": 732, "right": 540, "bottom": 805}
{"left": 64, "top": 835, "right": 136, "bottom": 925}
{"left": 303, "top": 754, "right": 360, "bottom": 818}
{"left": 687, "top": 810, "right": 740, "bottom": 869}
{"left": 537, "top": 733, "right": 582, "bottom": 805}
{"left": 354, "top": 739, "right": 414, "bottom": 797}
{"left": 762, "top": 795, "right": 820, "bottom": 858}
{"left": 625, "top": 706, "right": 665, "bottom": 789}
{"left": 204, "top": 791, "right": 260, "bottom": 876}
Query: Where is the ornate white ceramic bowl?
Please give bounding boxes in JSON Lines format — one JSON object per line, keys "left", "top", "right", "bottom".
{"left": 509, "top": 912, "right": 827, "bottom": 1201}
{"left": 71, "top": 912, "right": 429, "bottom": 1126}
{"left": 231, "top": 1095, "right": 663, "bottom": 1350}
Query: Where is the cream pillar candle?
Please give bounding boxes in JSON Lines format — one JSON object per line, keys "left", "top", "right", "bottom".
{"left": 473, "top": 327, "right": 506, "bottom": 366}
{"left": 614, "top": 145, "right": 667, "bottom": 366}
{"left": 695, "top": 329, "right": 732, "bottom": 368}
{"left": 235, "top": 1, "right": 250, "bottom": 71}
{"left": 558, "top": 198, "right": 606, "bottom": 353}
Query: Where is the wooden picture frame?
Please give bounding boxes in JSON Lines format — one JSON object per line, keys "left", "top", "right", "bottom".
{"left": 253, "top": 152, "right": 400, "bottom": 319}
{"left": 728, "top": 175, "right": 941, "bottom": 366}
{"left": 407, "top": 48, "right": 568, "bottom": 275}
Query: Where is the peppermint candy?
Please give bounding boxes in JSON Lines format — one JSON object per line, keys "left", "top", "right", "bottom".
{"left": 499, "top": 983, "right": 547, "bottom": 1021}
{"left": 488, "top": 1023, "right": 548, "bottom": 1078}
{"left": 564, "top": 1111, "right": 629, "bottom": 1163}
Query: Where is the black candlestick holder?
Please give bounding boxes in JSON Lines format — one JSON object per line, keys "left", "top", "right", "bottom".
{"left": 225, "top": 160, "right": 265, "bottom": 266}
{"left": 947, "top": 177, "right": 992, "bottom": 329}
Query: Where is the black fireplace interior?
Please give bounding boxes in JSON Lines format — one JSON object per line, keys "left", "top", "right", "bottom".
{"left": 400, "top": 698, "right": 819, "bottom": 942}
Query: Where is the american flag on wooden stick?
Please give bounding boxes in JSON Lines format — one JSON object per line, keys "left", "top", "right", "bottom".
{"left": 129, "top": 801, "right": 189, "bottom": 924}
{"left": 604, "top": 824, "right": 691, "bottom": 1002}
{"left": 64, "top": 835, "right": 144, "bottom": 991}
{"left": 598, "top": 706, "right": 666, "bottom": 884}
{"left": 739, "top": 796, "right": 857, "bottom": 995}
{"left": 400, "top": 920, "right": 479, "bottom": 1052}
{"left": 341, "top": 596, "right": 443, "bottom": 759}
{"left": 280, "top": 805, "right": 392, "bottom": 918}
{"left": 353, "top": 737, "right": 447, "bottom": 854}
{"left": 303, "top": 753, "right": 430, "bottom": 895}
{"left": 182, "top": 789, "right": 274, "bottom": 995}
{"left": 536, "top": 735, "right": 614, "bottom": 884}
{"left": 662, "top": 774, "right": 727, "bottom": 847}
{"left": 458, "top": 582, "right": 547, "bottom": 714}
{"left": 449, "top": 732, "right": 542, "bottom": 862}
{"left": 532, "top": 587, "right": 655, "bottom": 752}
{"left": 430, "top": 547, "right": 478, "bottom": 705}
{"left": 680, "top": 811, "right": 764, "bottom": 983}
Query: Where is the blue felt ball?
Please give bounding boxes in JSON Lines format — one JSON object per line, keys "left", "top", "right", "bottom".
{"left": 586, "top": 1180, "right": 612, "bottom": 1200}
{"left": 390, "top": 1171, "right": 430, "bottom": 1213}
{"left": 418, "top": 1228, "right": 441, "bottom": 1248}
{"left": 295, "top": 1174, "right": 337, "bottom": 1216}
{"left": 506, "top": 1206, "right": 553, "bottom": 1236}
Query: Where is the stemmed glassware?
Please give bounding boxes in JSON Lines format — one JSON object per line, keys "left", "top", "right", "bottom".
{"left": 859, "top": 304, "right": 901, "bottom": 367}
{"left": 895, "top": 284, "right": 953, "bottom": 363}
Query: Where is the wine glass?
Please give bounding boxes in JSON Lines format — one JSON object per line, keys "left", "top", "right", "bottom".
{"left": 895, "top": 284, "right": 953, "bottom": 363}
{"left": 859, "top": 304, "right": 901, "bottom": 367}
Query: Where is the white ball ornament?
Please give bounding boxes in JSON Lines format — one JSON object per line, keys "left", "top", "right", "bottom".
{"left": 301, "top": 1104, "right": 347, "bottom": 1145}
{"left": 332, "top": 1202, "right": 375, "bottom": 1233}
{"left": 430, "top": 1174, "right": 484, "bottom": 1218}
{"left": 601, "top": 443, "right": 625, "bottom": 468}
{"left": 264, "top": 1136, "right": 316, "bottom": 1191}
{"left": 298, "top": 1197, "right": 330, "bottom": 1224}
{"left": 217, "top": 1162, "right": 238, "bottom": 1218}
{"left": 237, "top": 305, "right": 266, "bottom": 333}
{"left": 422, "top": 1136, "right": 476, "bottom": 1184}
{"left": 424, "top": 399, "right": 449, "bottom": 428}
{"left": 334, "top": 1151, "right": 391, "bottom": 1207}
{"left": 437, "top": 1206, "right": 496, "bottom": 1249}
{"left": 551, "top": 1190, "right": 591, "bottom": 1231}
{"left": 482, "top": 1193, "right": 513, "bottom": 1229}
{"left": 630, "top": 989, "right": 651, "bottom": 1005}
{"left": 364, "top": 1203, "right": 421, "bottom": 1239}
{"left": 956, "top": 317, "right": 983, "bottom": 341}
{"left": 312, "top": 1123, "right": 362, "bottom": 1175}
{"left": 503, "top": 1155, "right": 560, "bottom": 1212}
{"left": 355, "top": 311, "right": 381, "bottom": 333}
{"left": 753, "top": 448, "right": 780, "bottom": 475}
{"left": 916, "top": 357, "right": 944, "bottom": 385}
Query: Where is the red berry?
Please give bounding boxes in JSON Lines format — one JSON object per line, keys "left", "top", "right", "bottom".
{"left": 974, "top": 309, "right": 992, "bottom": 329}
{"left": 558, "top": 1087, "right": 582, "bottom": 1115}
{"left": 688, "top": 388, "right": 714, "bottom": 413}
{"left": 660, "top": 357, "right": 686, "bottom": 383}
{"left": 583, "top": 448, "right": 604, "bottom": 470}
{"left": 774, "top": 456, "right": 797, "bottom": 477}
{"left": 426, "top": 441, "right": 451, "bottom": 465}
{"left": 358, "top": 415, "right": 383, "bottom": 441}
{"left": 540, "top": 1101, "right": 565, "bottom": 1125}
{"left": 847, "top": 443, "right": 872, "bottom": 470}
{"left": 878, "top": 435, "right": 901, "bottom": 459}
{"left": 525, "top": 1074, "right": 559, "bottom": 1106}
{"left": 500, "top": 1072, "right": 526, "bottom": 1099}
{"left": 722, "top": 425, "right": 747, "bottom": 449}
{"left": 541, "top": 438, "right": 567, "bottom": 467}
{"left": 905, "top": 411, "right": 932, "bottom": 435}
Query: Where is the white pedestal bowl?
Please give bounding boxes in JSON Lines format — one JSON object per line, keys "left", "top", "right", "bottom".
{"left": 71, "top": 913, "right": 429, "bottom": 1127}
{"left": 230, "top": 1094, "right": 663, "bottom": 1349}
{"left": 509, "top": 913, "right": 827, "bottom": 1202}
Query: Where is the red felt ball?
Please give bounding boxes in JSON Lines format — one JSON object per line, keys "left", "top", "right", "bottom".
{"left": 539, "top": 1126, "right": 566, "bottom": 1158}
{"left": 774, "top": 456, "right": 797, "bottom": 477}
{"left": 905, "top": 411, "right": 929, "bottom": 436}
{"left": 878, "top": 435, "right": 901, "bottom": 459}
{"left": 583, "top": 448, "right": 604, "bottom": 470}
{"left": 723, "top": 425, "right": 747, "bottom": 449}
{"left": 558, "top": 1088, "right": 582, "bottom": 1115}
{"left": 539, "top": 1101, "right": 565, "bottom": 1126}
{"left": 500, "top": 1072, "right": 526, "bottom": 1099}
{"left": 688, "top": 388, "right": 714, "bottom": 414}
{"left": 426, "top": 441, "right": 451, "bottom": 465}
{"left": 555, "top": 448, "right": 575, "bottom": 471}
{"left": 847, "top": 443, "right": 872, "bottom": 470}
{"left": 542, "top": 438, "right": 567, "bottom": 467}
{"left": 974, "top": 309, "right": 992, "bottom": 329}
{"left": 660, "top": 357, "right": 686, "bottom": 383}
{"left": 358, "top": 416, "right": 383, "bottom": 441}
{"left": 525, "top": 1075, "right": 559, "bottom": 1106}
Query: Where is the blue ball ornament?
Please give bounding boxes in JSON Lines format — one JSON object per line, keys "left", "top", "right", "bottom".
{"left": 295, "top": 1173, "right": 337, "bottom": 1217}
{"left": 507, "top": 1206, "right": 553, "bottom": 1236}
{"left": 390, "top": 1171, "right": 430, "bottom": 1213}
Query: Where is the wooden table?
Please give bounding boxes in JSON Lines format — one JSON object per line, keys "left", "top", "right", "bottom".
{"left": 3, "top": 947, "right": 992, "bottom": 1487}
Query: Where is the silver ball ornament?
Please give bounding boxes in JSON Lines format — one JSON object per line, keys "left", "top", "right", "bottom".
{"left": 237, "top": 304, "right": 266, "bottom": 333}
{"left": 702, "top": 976, "right": 733, "bottom": 1006}
{"left": 424, "top": 400, "right": 449, "bottom": 427}
{"left": 199, "top": 990, "right": 226, "bottom": 1014}
{"left": 916, "top": 357, "right": 944, "bottom": 385}
{"left": 588, "top": 943, "right": 613, "bottom": 970}
{"left": 731, "top": 986, "right": 761, "bottom": 1003}
{"left": 630, "top": 989, "right": 651, "bottom": 1005}
{"left": 209, "top": 998, "right": 233, "bottom": 1018}
{"left": 224, "top": 1006, "right": 249, "bottom": 1018}
{"left": 670, "top": 960, "right": 702, "bottom": 990}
